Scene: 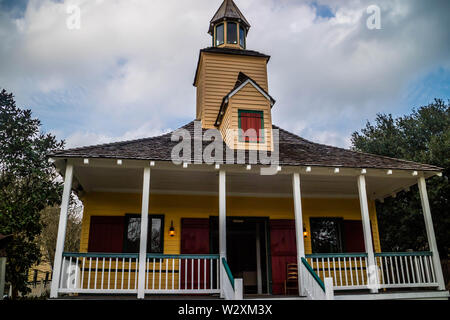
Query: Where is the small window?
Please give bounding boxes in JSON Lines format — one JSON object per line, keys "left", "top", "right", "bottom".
{"left": 215, "top": 23, "right": 224, "bottom": 46}
{"left": 238, "top": 110, "right": 264, "bottom": 143}
{"left": 227, "top": 22, "right": 238, "bottom": 44}
{"left": 310, "top": 218, "right": 344, "bottom": 253}
{"left": 123, "top": 214, "right": 164, "bottom": 253}
{"left": 239, "top": 25, "right": 246, "bottom": 48}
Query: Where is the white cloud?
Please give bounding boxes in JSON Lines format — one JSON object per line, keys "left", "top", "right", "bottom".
{"left": 0, "top": 0, "right": 449, "bottom": 148}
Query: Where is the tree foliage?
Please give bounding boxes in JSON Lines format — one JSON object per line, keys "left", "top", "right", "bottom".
{"left": 352, "top": 99, "right": 449, "bottom": 255}
{"left": 0, "top": 89, "right": 64, "bottom": 298}
{"left": 39, "top": 205, "right": 82, "bottom": 269}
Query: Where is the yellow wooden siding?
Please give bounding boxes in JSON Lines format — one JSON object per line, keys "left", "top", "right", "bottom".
{"left": 196, "top": 52, "right": 269, "bottom": 129}
{"left": 80, "top": 192, "right": 381, "bottom": 255}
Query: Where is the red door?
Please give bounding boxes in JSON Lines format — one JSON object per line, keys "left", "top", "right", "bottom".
{"left": 269, "top": 220, "right": 297, "bottom": 295}
{"left": 88, "top": 216, "right": 125, "bottom": 253}
{"left": 180, "top": 218, "right": 210, "bottom": 290}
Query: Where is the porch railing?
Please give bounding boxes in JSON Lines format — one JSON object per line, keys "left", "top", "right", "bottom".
{"left": 58, "top": 253, "right": 221, "bottom": 295}
{"left": 144, "top": 254, "right": 221, "bottom": 294}
{"left": 59, "top": 253, "right": 139, "bottom": 294}
{"left": 306, "top": 252, "right": 440, "bottom": 291}
{"left": 375, "top": 252, "right": 439, "bottom": 289}
{"left": 306, "top": 253, "right": 369, "bottom": 290}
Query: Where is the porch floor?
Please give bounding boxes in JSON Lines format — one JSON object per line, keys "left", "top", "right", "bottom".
{"left": 54, "top": 290, "right": 449, "bottom": 300}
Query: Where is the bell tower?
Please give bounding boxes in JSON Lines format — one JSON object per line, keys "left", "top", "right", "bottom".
{"left": 208, "top": 0, "right": 251, "bottom": 50}
{"left": 194, "top": 0, "right": 274, "bottom": 151}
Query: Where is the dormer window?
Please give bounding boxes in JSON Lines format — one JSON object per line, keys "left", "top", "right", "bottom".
{"left": 215, "top": 23, "right": 224, "bottom": 46}
{"left": 239, "top": 25, "right": 246, "bottom": 48}
{"left": 227, "top": 22, "right": 238, "bottom": 44}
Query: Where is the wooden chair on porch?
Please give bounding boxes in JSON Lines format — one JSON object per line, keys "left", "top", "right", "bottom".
{"left": 284, "top": 263, "right": 299, "bottom": 295}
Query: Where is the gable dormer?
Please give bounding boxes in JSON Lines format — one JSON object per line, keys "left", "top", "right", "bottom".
{"left": 194, "top": 0, "right": 274, "bottom": 151}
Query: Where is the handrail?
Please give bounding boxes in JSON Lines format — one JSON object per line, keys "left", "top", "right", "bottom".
{"left": 147, "top": 254, "right": 220, "bottom": 259}
{"left": 222, "top": 258, "right": 234, "bottom": 290}
{"left": 306, "top": 253, "right": 368, "bottom": 258}
{"left": 301, "top": 257, "right": 325, "bottom": 292}
{"left": 374, "top": 251, "right": 432, "bottom": 257}
{"left": 62, "top": 252, "right": 139, "bottom": 259}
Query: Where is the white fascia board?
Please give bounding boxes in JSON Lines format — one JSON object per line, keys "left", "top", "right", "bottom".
{"left": 228, "top": 79, "right": 274, "bottom": 106}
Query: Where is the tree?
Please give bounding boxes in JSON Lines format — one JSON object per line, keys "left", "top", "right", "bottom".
{"left": 351, "top": 99, "right": 449, "bottom": 255}
{"left": 39, "top": 205, "right": 82, "bottom": 269}
{"left": 0, "top": 89, "right": 64, "bottom": 298}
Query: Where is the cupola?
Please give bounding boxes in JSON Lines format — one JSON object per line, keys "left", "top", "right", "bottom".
{"left": 208, "top": 0, "right": 250, "bottom": 49}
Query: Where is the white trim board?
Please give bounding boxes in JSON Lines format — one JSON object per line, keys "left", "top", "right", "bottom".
{"left": 334, "top": 290, "right": 449, "bottom": 300}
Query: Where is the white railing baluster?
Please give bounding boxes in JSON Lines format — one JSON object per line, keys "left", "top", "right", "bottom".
{"left": 159, "top": 258, "right": 162, "bottom": 290}
{"left": 197, "top": 259, "right": 200, "bottom": 290}
{"left": 128, "top": 258, "right": 131, "bottom": 290}
{"left": 165, "top": 258, "right": 168, "bottom": 290}
{"left": 210, "top": 258, "right": 213, "bottom": 290}
{"left": 121, "top": 258, "right": 124, "bottom": 290}
{"left": 114, "top": 257, "right": 118, "bottom": 290}
{"left": 152, "top": 258, "right": 156, "bottom": 290}
{"left": 134, "top": 257, "right": 138, "bottom": 290}
{"left": 87, "top": 258, "right": 92, "bottom": 290}
{"left": 389, "top": 256, "right": 394, "bottom": 284}
{"left": 81, "top": 257, "right": 85, "bottom": 290}
{"left": 428, "top": 255, "right": 436, "bottom": 283}
{"left": 179, "top": 258, "right": 182, "bottom": 290}
{"left": 94, "top": 258, "right": 98, "bottom": 290}
{"left": 405, "top": 256, "right": 410, "bottom": 284}
{"left": 399, "top": 256, "right": 405, "bottom": 284}
{"left": 394, "top": 256, "right": 400, "bottom": 284}
{"left": 332, "top": 258, "right": 336, "bottom": 286}
{"left": 101, "top": 258, "right": 105, "bottom": 289}
{"left": 108, "top": 258, "right": 111, "bottom": 289}
{"left": 185, "top": 258, "right": 188, "bottom": 290}
{"left": 338, "top": 258, "right": 342, "bottom": 287}
{"left": 204, "top": 259, "right": 207, "bottom": 290}
{"left": 146, "top": 259, "right": 149, "bottom": 290}
{"left": 74, "top": 257, "right": 79, "bottom": 290}
{"left": 355, "top": 257, "right": 360, "bottom": 286}
{"left": 172, "top": 258, "right": 175, "bottom": 290}
{"left": 419, "top": 256, "right": 426, "bottom": 284}
{"left": 349, "top": 258, "right": 353, "bottom": 286}
{"left": 424, "top": 255, "right": 430, "bottom": 283}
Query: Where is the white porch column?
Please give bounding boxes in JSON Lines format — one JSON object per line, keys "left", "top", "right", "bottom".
{"left": 418, "top": 176, "right": 446, "bottom": 290}
{"left": 292, "top": 173, "right": 305, "bottom": 296}
{"left": 219, "top": 170, "right": 227, "bottom": 298}
{"left": 357, "top": 175, "right": 378, "bottom": 293}
{"left": 50, "top": 163, "right": 74, "bottom": 298}
{"left": 137, "top": 167, "right": 151, "bottom": 299}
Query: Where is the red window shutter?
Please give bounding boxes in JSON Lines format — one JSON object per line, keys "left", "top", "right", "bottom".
{"left": 88, "top": 216, "right": 125, "bottom": 253}
{"left": 240, "top": 112, "right": 262, "bottom": 142}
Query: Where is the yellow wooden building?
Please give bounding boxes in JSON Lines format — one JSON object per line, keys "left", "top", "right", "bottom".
{"left": 48, "top": 0, "right": 448, "bottom": 300}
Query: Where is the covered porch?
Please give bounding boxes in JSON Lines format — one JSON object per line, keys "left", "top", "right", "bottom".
{"left": 49, "top": 157, "right": 448, "bottom": 300}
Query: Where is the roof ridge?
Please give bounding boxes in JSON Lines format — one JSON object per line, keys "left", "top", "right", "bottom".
{"left": 272, "top": 124, "right": 442, "bottom": 170}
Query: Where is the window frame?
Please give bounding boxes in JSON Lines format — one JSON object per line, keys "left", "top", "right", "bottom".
{"left": 215, "top": 23, "right": 225, "bottom": 46}
{"left": 310, "top": 217, "right": 344, "bottom": 254}
{"left": 226, "top": 22, "right": 238, "bottom": 44}
{"left": 123, "top": 214, "right": 165, "bottom": 254}
{"left": 239, "top": 25, "right": 246, "bottom": 48}
{"left": 238, "top": 109, "right": 265, "bottom": 144}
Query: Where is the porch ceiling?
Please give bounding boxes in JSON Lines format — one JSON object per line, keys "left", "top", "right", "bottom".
{"left": 70, "top": 162, "right": 424, "bottom": 200}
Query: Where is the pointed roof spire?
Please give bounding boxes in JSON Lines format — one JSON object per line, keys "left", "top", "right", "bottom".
{"left": 209, "top": 0, "right": 251, "bottom": 34}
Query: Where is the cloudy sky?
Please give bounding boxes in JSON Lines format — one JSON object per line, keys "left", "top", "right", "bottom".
{"left": 0, "top": 0, "right": 449, "bottom": 149}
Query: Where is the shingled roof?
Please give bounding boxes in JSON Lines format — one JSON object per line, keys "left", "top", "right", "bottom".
{"left": 49, "top": 121, "right": 441, "bottom": 172}
{"left": 209, "top": 0, "right": 251, "bottom": 34}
